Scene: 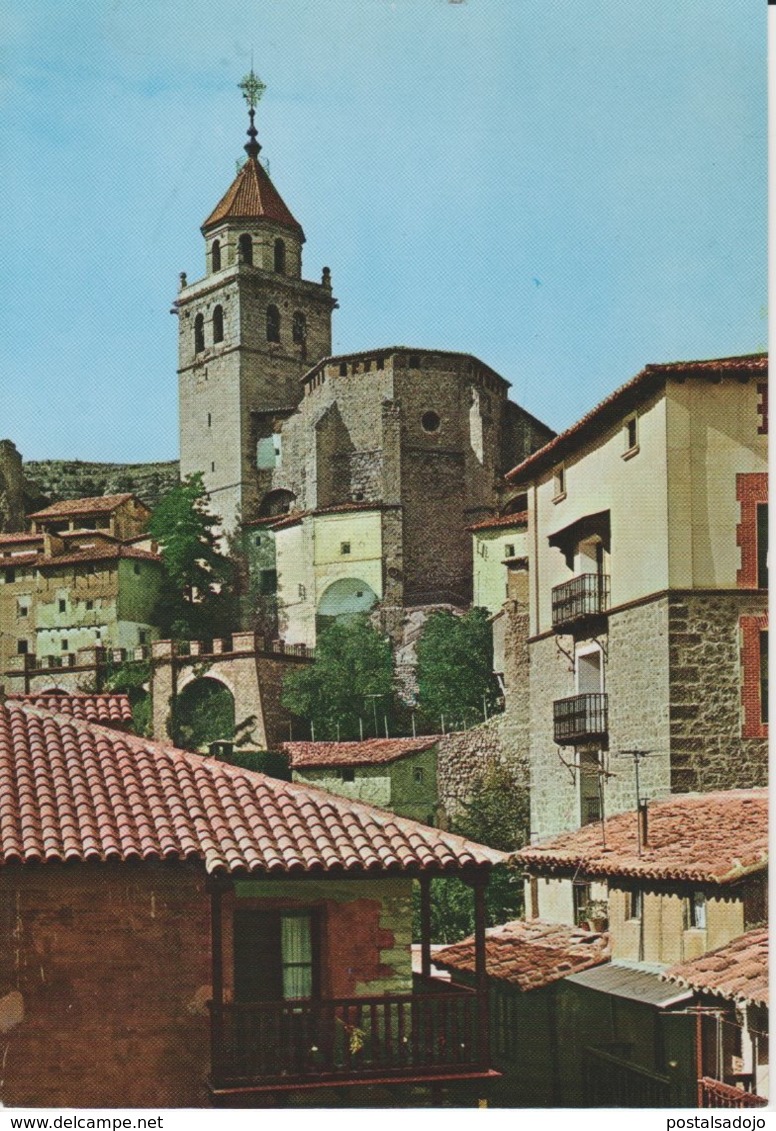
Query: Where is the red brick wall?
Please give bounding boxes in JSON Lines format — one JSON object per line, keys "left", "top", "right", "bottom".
{"left": 740, "top": 613, "right": 769, "bottom": 739}
{"left": 736, "top": 473, "right": 768, "bottom": 588}
{"left": 0, "top": 864, "right": 212, "bottom": 1108}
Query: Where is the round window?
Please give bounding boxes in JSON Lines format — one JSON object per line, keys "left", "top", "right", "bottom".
{"left": 421, "top": 411, "right": 441, "bottom": 434}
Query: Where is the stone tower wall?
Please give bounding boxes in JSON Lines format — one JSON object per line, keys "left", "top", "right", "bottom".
{"left": 0, "top": 441, "right": 27, "bottom": 533}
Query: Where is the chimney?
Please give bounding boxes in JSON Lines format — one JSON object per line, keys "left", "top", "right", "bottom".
{"left": 638, "top": 799, "right": 649, "bottom": 850}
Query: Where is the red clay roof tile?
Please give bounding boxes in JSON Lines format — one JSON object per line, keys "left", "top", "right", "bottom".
{"left": 0, "top": 702, "right": 503, "bottom": 877}
{"left": 435, "top": 919, "right": 610, "bottom": 991}
{"left": 202, "top": 156, "right": 303, "bottom": 236}
{"left": 285, "top": 736, "right": 441, "bottom": 768}
{"left": 29, "top": 494, "right": 145, "bottom": 519}
{"left": 467, "top": 512, "right": 528, "bottom": 532}
{"left": 662, "top": 928, "right": 768, "bottom": 1008}
{"left": 8, "top": 692, "right": 134, "bottom": 727}
{"left": 517, "top": 790, "right": 767, "bottom": 884}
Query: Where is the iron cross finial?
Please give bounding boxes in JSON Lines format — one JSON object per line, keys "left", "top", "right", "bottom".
{"left": 238, "top": 69, "right": 266, "bottom": 111}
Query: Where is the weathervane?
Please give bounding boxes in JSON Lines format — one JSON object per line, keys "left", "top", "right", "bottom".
{"left": 238, "top": 68, "right": 266, "bottom": 159}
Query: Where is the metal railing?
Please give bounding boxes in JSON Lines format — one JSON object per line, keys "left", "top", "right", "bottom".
{"left": 551, "top": 573, "right": 610, "bottom": 629}
{"left": 209, "top": 988, "right": 481, "bottom": 1088}
{"left": 553, "top": 692, "right": 608, "bottom": 745}
{"left": 700, "top": 1077, "right": 768, "bottom": 1108}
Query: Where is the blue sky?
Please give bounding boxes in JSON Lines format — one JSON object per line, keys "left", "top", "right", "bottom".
{"left": 0, "top": 1, "right": 766, "bottom": 463}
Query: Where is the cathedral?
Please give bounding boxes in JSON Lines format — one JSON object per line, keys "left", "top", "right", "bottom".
{"left": 175, "top": 73, "right": 553, "bottom": 646}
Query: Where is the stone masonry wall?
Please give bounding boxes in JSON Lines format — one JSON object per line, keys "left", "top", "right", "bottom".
{"left": 0, "top": 863, "right": 211, "bottom": 1108}
{"left": 668, "top": 591, "right": 768, "bottom": 792}
{"left": 436, "top": 708, "right": 529, "bottom": 830}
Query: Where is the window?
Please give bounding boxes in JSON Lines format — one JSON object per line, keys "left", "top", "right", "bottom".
{"left": 85, "top": 599, "right": 94, "bottom": 611}
{"left": 61, "top": 639, "right": 69, "bottom": 651}
{"left": 17, "top": 640, "right": 28, "bottom": 655}
{"left": 138, "top": 629, "right": 147, "bottom": 645}
{"left": 211, "top": 462, "right": 215, "bottom": 473}
{"left": 194, "top": 313, "right": 205, "bottom": 354}
{"left": 258, "top": 568, "right": 277, "bottom": 596}
{"left": 238, "top": 233, "right": 253, "bottom": 265}
{"left": 685, "top": 891, "right": 707, "bottom": 930}
{"left": 212, "top": 305, "right": 224, "bottom": 344}
{"left": 17, "top": 603, "right": 28, "bottom": 618}
{"left": 421, "top": 411, "right": 440, "bottom": 434}
{"left": 134, "top": 563, "right": 141, "bottom": 575}
{"left": 266, "top": 305, "right": 280, "bottom": 343}
{"left": 760, "top": 629, "right": 768, "bottom": 724}
{"left": 553, "top": 464, "right": 566, "bottom": 500}
{"left": 579, "top": 750, "right": 601, "bottom": 826}
{"left": 504, "top": 543, "right": 515, "bottom": 558}
{"left": 340, "top": 541, "right": 351, "bottom": 555}
{"left": 58, "top": 599, "right": 66, "bottom": 613}
{"left": 339, "top": 362, "right": 348, "bottom": 376}
{"left": 292, "top": 311, "right": 306, "bottom": 344}
{"left": 624, "top": 889, "right": 643, "bottom": 920}
{"left": 572, "top": 881, "right": 591, "bottom": 927}
{"left": 207, "top": 413, "right": 212, "bottom": 428}
{"left": 233, "top": 909, "right": 318, "bottom": 1003}
{"left": 211, "top": 239, "right": 221, "bottom": 272}
{"left": 624, "top": 415, "right": 638, "bottom": 453}
{"left": 341, "top": 768, "right": 355, "bottom": 783}
{"left": 274, "top": 238, "right": 286, "bottom": 273}
{"left": 757, "top": 504, "right": 768, "bottom": 588}
{"left": 413, "top": 766, "right": 425, "bottom": 785}
{"left": 4, "top": 568, "right": 15, "bottom": 583}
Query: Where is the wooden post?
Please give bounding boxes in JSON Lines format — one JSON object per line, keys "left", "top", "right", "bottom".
{"left": 473, "top": 871, "right": 490, "bottom": 1067}
{"left": 419, "top": 875, "right": 432, "bottom": 979}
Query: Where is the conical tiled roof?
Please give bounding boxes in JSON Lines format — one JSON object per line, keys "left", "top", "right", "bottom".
{"left": 202, "top": 156, "right": 304, "bottom": 238}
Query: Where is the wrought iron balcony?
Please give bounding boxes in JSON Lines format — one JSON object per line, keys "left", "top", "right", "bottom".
{"left": 551, "top": 573, "right": 610, "bottom": 630}
{"left": 553, "top": 692, "right": 608, "bottom": 745}
{"left": 209, "top": 986, "right": 491, "bottom": 1094}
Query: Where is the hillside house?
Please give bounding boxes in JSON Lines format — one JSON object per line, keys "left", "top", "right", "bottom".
{"left": 0, "top": 698, "right": 504, "bottom": 1108}
{"left": 507, "top": 354, "right": 768, "bottom": 839}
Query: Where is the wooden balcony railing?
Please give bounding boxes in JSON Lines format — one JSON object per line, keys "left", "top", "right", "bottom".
{"left": 209, "top": 988, "right": 483, "bottom": 1089}
{"left": 551, "top": 573, "right": 610, "bottom": 630}
{"left": 553, "top": 692, "right": 608, "bottom": 745}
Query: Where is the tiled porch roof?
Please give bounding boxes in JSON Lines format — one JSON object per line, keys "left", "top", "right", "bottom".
{"left": 662, "top": 928, "right": 768, "bottom": 1008}
{"left": 0, "top": 702, "right": 504, "bottom": 877}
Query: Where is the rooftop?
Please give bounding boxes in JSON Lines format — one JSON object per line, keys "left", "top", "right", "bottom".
{"left": 202, "top": 155, "right": 303, "bottom": 236}
{"left": 0, "top": 701, "right": 503, "bottom": 877}
{"left": 7, "top": 692, "right": 133, "bottom": 728}
{"left": 661, "top": 928, "right": 768, "bottom": 1008}
{"left": 29, "top": 494, "right": 146, "bottom": 520}
{"left": 467, "top": 511, "right": 528, "bottom": 532}
{"left": 516, "top": 790, "right": 767, "bottom": 884}
{"left": 285, "top": 735, "right": 441, "bottom": 769}
{"left": 434, "top": 919, "right": 610, "bottom": 992}
{"left": 507, "top": 353, "right": 768, "bottom": 485}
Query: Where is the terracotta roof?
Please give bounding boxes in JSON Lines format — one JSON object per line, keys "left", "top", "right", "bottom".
{"left": 507, "top": 353, "right": 768, "bottom": 485}
{"left": 516, "top": 790, "right": 768, "bottom": 884}
{"left": 202, "top": 156, "right": 303, "bottom": 236}
{"left": 8, "top": 692, "right": 134, "bottom": 727}
{"left": 468, "top": 512, "right": 528, "bottom": 532}
{"left": 0, "top": 533, "right": 42, "bottom": 545}
{"left": 35, "top": 545, "right": 160, "bottom": 569}
{"left": 662, "top": 929, "right": 768, "bottom": 1008}
{"left": 435, "top": 919, "right": 610, "bottom": 992}
{"left": 0, "top": 702, "right": 504, "bottom": 876}
{"left": 29, "top": 494, "right": 146, "bottom": 520}
{"left": 285, "top": 736, "right": 442, "bottom": 769}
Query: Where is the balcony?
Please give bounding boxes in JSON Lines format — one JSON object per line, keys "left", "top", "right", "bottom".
{"left": 551, "top": 573, "right": 610, "bottom": 631}
{"left": 209, "top": 984, "right": 492, "bottom": 1094}
{"left": 553, "top": 692, "right": 608, "bottom": 745}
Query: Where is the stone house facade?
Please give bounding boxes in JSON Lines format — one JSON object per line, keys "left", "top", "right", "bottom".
{"left": 507, "top": 354, "right": 768, "bottom": 840}
{"left": 0, "top": 501, "right": 163, "bottom": 686}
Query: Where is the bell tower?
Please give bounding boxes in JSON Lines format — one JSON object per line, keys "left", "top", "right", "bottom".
{"left": 176, "top": 71, "right": 337, "bottom": 533}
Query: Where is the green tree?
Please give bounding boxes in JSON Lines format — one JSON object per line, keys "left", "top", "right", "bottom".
{"left": 281, "top": 615, "right": 394, "bottom": 740}
{"left": 149, "top": 473, "right": 235, "bottom": 639}
{"left": 103, "top": 659, "right": 152, "bottom": 736}
{"left": 415, "top": 608, "right": 501, "bottom": 729}
{"left": 415, "top": 762, "right": 528, "bottom": 944}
